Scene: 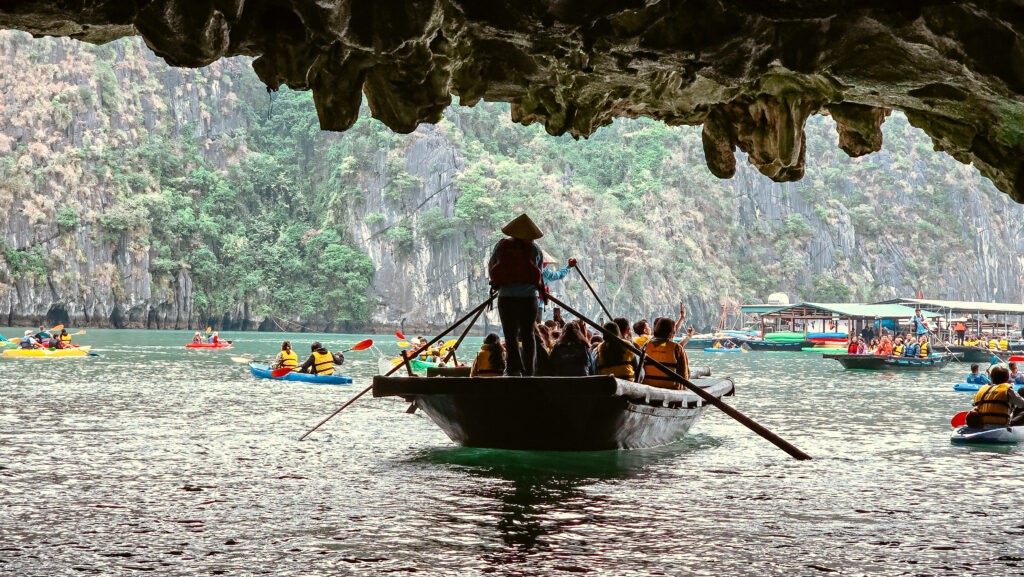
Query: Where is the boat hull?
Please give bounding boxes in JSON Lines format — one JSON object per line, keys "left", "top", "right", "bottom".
{"left": 953, "top": 382, "right": 1024, "bottom": 393}
{"left": 186, "top": 342, "right": 232, "bottom": 349}
{"left": 703, "top": 348, "right": 742, "bottom": 353}
{"left": 684, "top": 337, "right": 735, "bottom": 349}
{"left": 742, "top": 340, "right": 807, "bottom": 351}
{"left": 822, "top": 353, "right": 956, "bottom": 370}
{"left": 2, "top": 346, "right": 90, "bottom": 358}
{"left": 372, "top": 375, "right": 735, "bottom": 451}
{"left": 248, "top": 363, "right": 353, "bottom": 384}
{"left": 951, "top": 425, "right": 1024, "bottom": 445}
{"left": 945, "top": 346, "right": 999, "bottom": 363}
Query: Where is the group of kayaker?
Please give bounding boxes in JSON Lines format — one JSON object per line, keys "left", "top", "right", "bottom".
{"left": 17, "top": 326, "right": 73, "bottom": 349}
{"left": 192, "top": 331, "right": 222, "bottom": 344}
{"left": 965, "top": 362, "right": 1024, "bottom": 386}
{"left": 481, "top": 213, "right": 695, "bottom": 389}
{"left": 271, "top": 340, "right": 345, "bottom": 375}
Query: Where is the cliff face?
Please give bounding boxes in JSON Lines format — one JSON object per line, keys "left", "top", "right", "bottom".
{"left": 0, "top": 32, "right": 1022, "bottom": 333}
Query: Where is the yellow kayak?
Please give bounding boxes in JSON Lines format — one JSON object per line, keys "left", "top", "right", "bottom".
{"left": 3, "top": 346, "right": 91, "bottom": 358}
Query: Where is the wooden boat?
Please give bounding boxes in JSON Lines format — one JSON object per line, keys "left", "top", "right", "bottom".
{"left": 683, "top": 337, "right": 735, "bottom": 349}
{"left": 822, "top": 353, "right": 957, "bottom": 370}
{"left": 372, "top": 369, "right": 734, "bottom": 451}
{"left": 742, "top": 340, "right": 807, "bottom": 351}
{"left": 945, "top": 345, "right": 1000, "bottom": 363}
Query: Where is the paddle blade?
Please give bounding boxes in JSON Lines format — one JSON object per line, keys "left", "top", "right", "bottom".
{"left": 271, "top": 367, "right": 294, "bottom": 377}
{"left": 50, "top": 324, "right": 65, "bottom": 332}
{"left": 951, "top": 411, "right": 968, "bottom": 428}
{"left": 444, "top": 340, "right": 457, "bottom": 348}
{"left": 396, "top": 331, "right": 407, "bottom": 340}
{"left": 206, "top": 327, "right": 212, "bottom": 333}
{"left": 73, "top": 330, "right": 87, "bottom": 335}
{"left": 348, "top": 339, "right": 373, "bottom": 351}
{"left": 231, "top": 356, "right": 254, "bottom": 364}
{"left": 1010, "top": 356, "right": 1024, "bottom": 363}
{"left": 398, "top": 342, "right": 410, "bottom": 347}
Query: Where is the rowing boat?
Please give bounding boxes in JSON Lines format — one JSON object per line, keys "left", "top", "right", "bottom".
{"left": 248, "top": 362, "right": 353, "bottom": 384}
{"left": 372, "top": 371, "right": 735, "bottom": 451}
{"left": 822, "top": 353, "right": 957, "bottom": 370}
{"left": 951, "top": 425, "right": 1024, "bottom": 445}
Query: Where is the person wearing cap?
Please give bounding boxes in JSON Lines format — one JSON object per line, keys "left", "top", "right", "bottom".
{"left": 297, "top": 341, "right": 345, "bottom": 375}
{"left": 487, "top": 213, "right": 547, "bottom": 376}
{"left": 537, "top": 250, "right": 576, "bottom": 322}
{"left": 19, "top": 330, "right": 38, "bottom": 349}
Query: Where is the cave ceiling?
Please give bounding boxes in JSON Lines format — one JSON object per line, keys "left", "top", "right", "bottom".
{"left": 2, "top": 1, "right": 1023, "bottom": 202}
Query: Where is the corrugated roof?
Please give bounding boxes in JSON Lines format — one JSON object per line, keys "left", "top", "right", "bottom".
{"left": 740, "top": 305, "right": 788, "bottom": 314}
{"left": 884, "top": 298, "right": 1024, "bottom": 315}
{"left": 763, "top": 302, "right": 936, "bottom": 319}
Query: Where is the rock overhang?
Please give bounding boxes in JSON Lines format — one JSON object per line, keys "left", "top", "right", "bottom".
{"left": 1, "top": 0, "right": 1022, "bottom": 202}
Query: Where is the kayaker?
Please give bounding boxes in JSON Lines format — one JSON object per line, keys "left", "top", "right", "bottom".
{"left": 46, "top": 334, "right": 62, "bottom": 349}
{"left": 211, "top": 331, "right": 220, "bottom": 345}
{"left": 1009, "top": 362, "right": 1024, "bottom": 385}
{"left": 545, "top": 322, "right": 593, "bottom": 376}
{"left": 272, "top": 341, "right": 298, "bottom": 370}
{"left": 192, "top": 332, "right": 202, "bottom": 343}
{"left": 639, "top": 317, "right": 693, "bottom": 389}
{"left": 19, "top": 330, "right": 37, "bottom": 349}
{"left": 966, "top": 364, "right": 992, "bottom": 385}
{"left": 595, "top": 322, "right": 638, "bottom": 381}
{"left": 470, "top": 333, "right": 505, "bottom": 377}
{"left": 954, "top": 320, "right": 967, "bottom": 345}
{"left": 487, "top": 213, "right": 546, "bottom": 376}
{"left": 967, "top": 366, "right": 1024, "bottom": 429}
{"left": 297, "top": 341, "right": 344, "bottom": 375}
{"left": 34, "top": 326, "right": 51, "bottom": 343}
{"left": 59, "top": 329, "right": 71, "bottom": 348}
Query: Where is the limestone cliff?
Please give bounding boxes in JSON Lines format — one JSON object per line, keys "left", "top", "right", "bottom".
{"left": 0, "top": 32, "right": 1022, "bottom": 333}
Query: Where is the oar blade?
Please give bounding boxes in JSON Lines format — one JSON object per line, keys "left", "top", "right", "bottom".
{"left": 950, "top": 411, "right": 968, "bottom": 428}
{"left": 349, "top": 339, "right": 373, "bottom": 351}
{"left": 396, "top": 331, "right": 407, "bottom": 340}
{"left": 397, "top": 342, "right": 410, "bottom": 347}
{"left": 231, "top": 356, "right": 254, "bottom": 364}
{"left": 271, "top": 367, "right": 294, "bottom": 378}
{"left": 51, "top": 324, "right": 65, "bottom": 332}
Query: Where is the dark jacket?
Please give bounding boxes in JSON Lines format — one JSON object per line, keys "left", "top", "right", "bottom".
{"left": 545, "top": 342, "right": 592, "bottom": 376}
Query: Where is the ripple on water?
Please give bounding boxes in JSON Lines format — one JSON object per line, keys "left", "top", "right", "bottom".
{"left": 1, "top": 329, "right": 1021, "bottom": 576}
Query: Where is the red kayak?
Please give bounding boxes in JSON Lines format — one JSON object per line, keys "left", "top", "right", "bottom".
{"left": 186, "top": 341, "right": 233, "bottom": 349}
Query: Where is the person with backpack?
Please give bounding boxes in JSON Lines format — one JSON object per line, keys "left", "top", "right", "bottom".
{"left": 488, "top": 214, "right": 570, "bottom": 376}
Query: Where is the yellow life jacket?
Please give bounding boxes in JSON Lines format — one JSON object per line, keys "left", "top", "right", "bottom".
{"left": 60, "top": 334, "right": 71, "bottom": 343}
{"left": 919, "top": 342, "right": 929, "bottom": 358}
{"left": 471, "top": 345, "right": 504, "bottom": 377}
{"left": 1000, "top": 339, "right": 1008, "bottom": 350}
{"left": 312, "top": 350, "right": 335, "bottom": 375}
{"left": 595, "top": 343, "right": 636, "bottom": 380}
{"left": 892, "top": 344, "right": 904, "bottom": 356}
{"left": 280, "top": 350, "right": 298, "bottom": 368}
{"left": 633, "top": 335, "right": 651, "bottom": 348}
{"left": 989, "top": 339, "right": 998, "bottom": 349}
{"left": 641, "top": 339, "right": 688, "bottom": 389}
{"left": 974, "top": 383, "right": 1012, "bottom": 426}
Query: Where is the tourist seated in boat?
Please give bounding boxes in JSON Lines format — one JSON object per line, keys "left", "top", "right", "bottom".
{"left": 875, "top": 335, "right": 893, "bottom": 356}
{"left": 59, "top": 329, "right": 71, "bottom": 349}
{"left": 869, "top": 337, "right": 879, "bottom": 352}
{"left": 470, "top": 333, "right": 505, "bottom": 377}
{"left": 639, "top": 317, "right": 694, "bottom": 389}
{"left": 917, "top": 335, "right": 931, "bottom": 358}
{"left": 595, "top": 322, "right": 638, "bottom": 381}
{"left": 903, "top": 337, "right": 919, "bottom": 357}
{"left": 847, "top": 336, "right": 858, "bottom": 354}
{"left": 272, "top": 341, "right": 298, "bottom": 370}
{"left": 211, "top": 331, "right": 220, "bottom": 344}
{"left": 34, "top": 325, "right": 51, "bottom": 343}
{"left": 632, "top": 320, "right": 652, "bottom": 347}
{"left": 544, "top": 322, "right": 593, "bottom": 376}
{"left": 967, "top": 366, "right": 1024, "bottom": 429}
{"left": 192, "top": 332, "right": 202, "bottom": 343}
{"left": 614, "top": 317, "right": 631, "bottom": 341}
{"left": 987, "top": 337, "right": 999, "bottom": 350}
{"left": 19, "top": 330, "right": 37, "bottom": 349}
{"left": 1009, "top": 362, "right": 1024, "bottom": 385}
{"left": 721, "top": 339, "right": 736, "bottom": 349}
{"left": 534, "top": 324, "right": 553, "bottom": 372}
{"left": 297, "top": 341, "right": 344, "bottom": 375}
{"left": 891, "top": 336, "right": 905, "bottom": 357}
{"left": 589, "top": 333, "right": 604, "bottom": 349}
{"left": 854, "top": 337, "right": 868, "bottom": 354}
{"left": 966, "top": 363, "right": 992, "bottom": 385}
{"left": 46, "top": 333, "right": 62, "bottom": 349}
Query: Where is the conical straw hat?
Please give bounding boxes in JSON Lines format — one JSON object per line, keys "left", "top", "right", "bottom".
{"left": 541, "top": 249, "right": 557, "bottom": 265}
{"left": 501, "top": 213, "right": 543, "bottom": 240}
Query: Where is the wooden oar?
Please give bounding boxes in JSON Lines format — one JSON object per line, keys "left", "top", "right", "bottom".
{"left": 299, "top": 296, "right": 495, "bottom": 440}
{"left": 572, "top": 264, "right": 613, "bottom": 320}
{"left": 271, "top": 339, "right": 373, "bottom": 377}
{"left": 546, "top": 293, "right": 811, "bottom": 461}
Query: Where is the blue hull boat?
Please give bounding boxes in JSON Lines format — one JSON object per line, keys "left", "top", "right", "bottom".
{"left": 248, "top": 362, "right": 353, "bottom": 384}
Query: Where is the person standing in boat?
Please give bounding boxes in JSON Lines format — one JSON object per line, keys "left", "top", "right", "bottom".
{"left": 297, "top": 341, "right": 345, "bottom": 375}
{"left": 954, "top": 319, "right": 967, "bottom": 345}
{"left": 536, "top": 252, "right": 575, "bottom": 323}
{"left": 488, "top": 213, "right": 549, "bottom": 376}
{"left": 639, "top": 317, "right": 694, "bottom": 389}
{"left": 911, "top": 309, "right": 929, "bottom": 338}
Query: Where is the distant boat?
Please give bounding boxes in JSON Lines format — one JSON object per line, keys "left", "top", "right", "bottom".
{"left": 823, "top": 353, "right": 957, "bottom": 370}
{"left": 372, "top": 369, "right": 734, "bottom": 451}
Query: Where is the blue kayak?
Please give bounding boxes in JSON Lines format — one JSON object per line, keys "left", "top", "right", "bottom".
{"left": 953, "top": 382, "right": 1024, "bottom": 392}
{"left": 248, "top": 362, "right": 353, "bottom": 384}
{"left": 704, "top": 348, "right": 742, "bottom": 353}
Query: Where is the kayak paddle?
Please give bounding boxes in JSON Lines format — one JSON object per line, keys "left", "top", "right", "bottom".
{"left": 396, "top": 331, "right": 407, "bottom": 340}
{"left": 397, "top": 342, "right": 411, "bottom": 347}
{"left": 231, "top": 356, "right": 255, "bottom": 363}
{"left": 951, "top": 411, "right": 968, "bottom": 428}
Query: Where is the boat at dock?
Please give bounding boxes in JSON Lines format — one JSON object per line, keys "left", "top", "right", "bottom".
{"left": 822, "top": 353, "right": 957, "bottom": 370}
{"left": 372, "top": 368, "right": 734, "bottom": 451}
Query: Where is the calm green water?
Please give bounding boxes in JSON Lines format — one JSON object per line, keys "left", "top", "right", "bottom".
{"left": 1, "top": 328, "right": 1020, "bottom": 576}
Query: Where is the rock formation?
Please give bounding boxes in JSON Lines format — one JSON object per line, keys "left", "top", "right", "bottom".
{"left": 0, "top": 1, "right": 1022, "bottom": 203}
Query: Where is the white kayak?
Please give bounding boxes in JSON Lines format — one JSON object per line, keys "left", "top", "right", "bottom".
{"left": 950, "top": 426, "right": 1024, "bottom": 445}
